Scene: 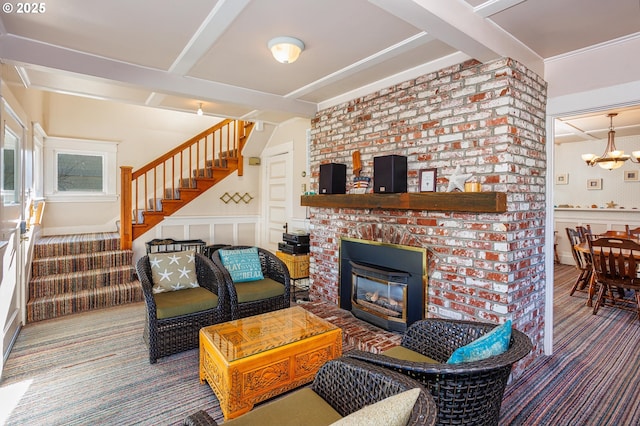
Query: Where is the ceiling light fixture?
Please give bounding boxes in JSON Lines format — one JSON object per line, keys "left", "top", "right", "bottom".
{"left": 197, "top": 103, "right": 203, "bottom": 116}
{"left": 581, "top": 113, "right": 640, "bottom": 170}
{"left": 267, "top": 36, "right": 305, "bottom": 64}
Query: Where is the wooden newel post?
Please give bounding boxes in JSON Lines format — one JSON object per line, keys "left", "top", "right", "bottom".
{"left": 120, "top": 166, "right": 133, "bottom": 250}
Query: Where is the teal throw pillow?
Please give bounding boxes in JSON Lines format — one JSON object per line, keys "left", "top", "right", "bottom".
{"left": 447, "top": 320, "right": 512, "bottom": 364}
{"left": 219, "top": 247, "right": 265, "bottom": 283}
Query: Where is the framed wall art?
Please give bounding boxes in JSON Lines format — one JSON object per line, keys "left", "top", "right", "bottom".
{"left": 624, "top": 170, "right": 639, "bottom": 181}
{"left": 419, "top": 168, "right": 437, "bottom": 192}
{"left": 555, "top": 173, "right": 568, "bottom": 185}
{"left": 586, "top": 178, "right": 602, "bottom": 190}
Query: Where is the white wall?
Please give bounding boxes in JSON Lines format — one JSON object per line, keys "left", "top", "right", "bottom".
{"left": 41, "top": 93, "right": 223, "bottom": 234}
{"left": 546, "top": 35, "right": 640, "bottom": 99}
{"left": 554, "top": 134, "right": 640, "bottom": 209}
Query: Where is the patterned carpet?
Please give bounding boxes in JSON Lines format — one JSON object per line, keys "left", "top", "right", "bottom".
{"left": 2, "top": 265, "right": 639, "bottom": 425}
{"left": 500, "top": 264, "right": 640, "bottom": 425}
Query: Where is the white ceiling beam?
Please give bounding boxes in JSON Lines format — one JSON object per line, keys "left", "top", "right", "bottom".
{"left": 289, "top": 32, "right": 434, "bottom": 99}
{"left": 472, "top": 0, "right": 526, "bottom": 18}
{"left": 146, "top": 0, "right": 251, "bottom": 106}
{"left": 0, "top": 34, "right": 317, "bottom": 117}
{"left": 370, "top": 0, "right": 543, "bottom": 75}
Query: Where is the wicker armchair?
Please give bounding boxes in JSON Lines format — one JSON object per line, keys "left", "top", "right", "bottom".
{"left": 183, "top": 357, "right": 438, "bottom": 426}
{"left": 210, "top": 246, "right": 290, "bottom": 319}
{"left": 136, "top": 253, "right": 229, "bottom": 363}
{"left": 346, "top": 319, "right": 532, "bottom": 426}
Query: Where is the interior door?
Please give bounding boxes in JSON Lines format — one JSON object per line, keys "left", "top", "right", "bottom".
{"left": 262, "top": 143, "right": 292, "bottom": 252}
{"left": 1, "top": 101, "right": 25, "bottom": 379}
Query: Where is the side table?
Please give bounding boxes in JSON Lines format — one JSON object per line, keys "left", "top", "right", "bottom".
{"left": 276, "top": 251, "right": 309, "bottom": 300}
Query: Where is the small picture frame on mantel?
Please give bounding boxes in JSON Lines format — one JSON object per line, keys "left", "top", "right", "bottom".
{"left": 587, "top": 178, "right": 602, "bottom": 190}
{"left": 419, "top": 168, "right": 437, "bottom": 192}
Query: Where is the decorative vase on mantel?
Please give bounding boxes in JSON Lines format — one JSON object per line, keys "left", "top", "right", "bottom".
{"left": 351, "top": 176, "right": 371, "bottom": 194}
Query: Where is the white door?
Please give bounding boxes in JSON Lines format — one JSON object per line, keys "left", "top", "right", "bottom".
{"left": 262, "top": 143, "right": 293, "bottom": 252}
{"left": 1, "top": 104, "right": 25, "bottom": 379}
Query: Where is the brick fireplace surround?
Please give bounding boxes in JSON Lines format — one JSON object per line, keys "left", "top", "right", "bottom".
{"left": 306, "top": 58, "right": 547, "bottom": 377}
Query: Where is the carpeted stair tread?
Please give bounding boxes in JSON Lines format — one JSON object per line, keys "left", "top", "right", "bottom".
{"left": 32, "top": 250, "right": 134, "bottom": 276}
{"left": 29, "top": 265, "right": 137, "bottom": 298}
{"left": 27, "top": 232, "right": 141, "bottom": 322}
{"left": 26, "top": 280, "right": 143, "bottom": 322}
{"left": 34, "top": 232, "right": 120, "bottom": 257}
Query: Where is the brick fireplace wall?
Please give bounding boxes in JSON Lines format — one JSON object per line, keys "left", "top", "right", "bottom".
{"left": 307, "top": 58, "right": 547, "bottom": 370}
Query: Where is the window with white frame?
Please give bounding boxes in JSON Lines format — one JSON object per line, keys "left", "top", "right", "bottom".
{"left": 44, "top": 137, "right": 118, "bottom": 202}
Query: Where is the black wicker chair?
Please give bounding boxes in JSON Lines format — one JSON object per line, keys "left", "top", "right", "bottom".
{"left": 210, "top": 246, "right": 290, "bottom": 319}
{"left": 346, "top": 319, "right": 532, "bottom": 426}
{"left": 136, "top": 252, "right": 229, "bottom": 363}
{"left": 183, "top": 357, "right": 438, "bottom": 426}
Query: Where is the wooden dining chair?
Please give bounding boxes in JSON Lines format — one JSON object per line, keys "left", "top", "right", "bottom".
{"left": 566, "top": 227, "right": 592, "bottom": 296}
{"left": 576, "top": 225, "right": 592, "bottom": 242}
{"left": 626, "top": 225, "right": 640, "bottom": 238}
{"left": 588, "top": 237, "right": 640, "bottom": 320}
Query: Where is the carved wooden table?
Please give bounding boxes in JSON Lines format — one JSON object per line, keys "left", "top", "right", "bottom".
{"left": 199, "top": 306, "right": 342, "bottom": 420}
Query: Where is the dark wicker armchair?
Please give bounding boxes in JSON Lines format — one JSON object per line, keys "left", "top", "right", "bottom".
{"left": 346, "top": 319, "right": 532, "bottom": 426}
{"left": 210, "top": 246, "right": 290, "bottom": 319}
{"left": 183, "top": 357, "right": 438, "bottom": 426}
{"left": 136, "top": 253, "right": 229, "bottom": 363}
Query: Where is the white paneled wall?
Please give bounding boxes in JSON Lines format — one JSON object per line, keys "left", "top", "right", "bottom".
{"left": 131, "top": 215, "right": 260, "bottom": 262}
{"left": 555, "top": 209, "right": 640, "bottom": 265}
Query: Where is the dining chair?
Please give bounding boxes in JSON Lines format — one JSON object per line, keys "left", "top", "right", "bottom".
{"left": 626, "top": 225, "right": 640, "bottom": 239}
{"left": 576, "top": 225, "right": 592, "bottom": 242}
{"left": 588, "top": 237, "right": 640, "bottom": 320}
{"left": 566, "top": 227, "right": 592, "bottom": 296}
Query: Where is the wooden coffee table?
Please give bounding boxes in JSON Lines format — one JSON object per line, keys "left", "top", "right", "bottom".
{"left": 199, "top": 306, "right": 342, "bottom": 420}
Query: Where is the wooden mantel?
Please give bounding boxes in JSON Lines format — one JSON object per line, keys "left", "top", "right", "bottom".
{"left": 300, "top": 192, "right": 507, "bottom": 213}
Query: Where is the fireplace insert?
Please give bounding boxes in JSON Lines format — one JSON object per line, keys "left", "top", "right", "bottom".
{"left": 350, "top": 261, "right": 410, "bottom": 332}
{"left": 339, "top": 238, "right": 426, "bottom": 332}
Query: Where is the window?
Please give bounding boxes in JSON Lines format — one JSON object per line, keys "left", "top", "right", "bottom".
{"left": 57, "top": 153, "right": 103, "bottom": 192}
{"left": 44, "top": 137, "right": 118, "bottom": 202}
{"left": 2, "top": 129, "right": 16, "bottom": 193}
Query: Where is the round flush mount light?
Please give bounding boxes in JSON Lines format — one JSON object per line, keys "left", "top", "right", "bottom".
{"left": 267, "top": 36, "right": 305, "bottom": 64}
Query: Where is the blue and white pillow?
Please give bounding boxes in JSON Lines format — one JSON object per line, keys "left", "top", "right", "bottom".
{"left": 447, "top": 320, "right": 512, "bottom": 364}
{"left": 219, "top": 247, "right": 265, "bottom": 283}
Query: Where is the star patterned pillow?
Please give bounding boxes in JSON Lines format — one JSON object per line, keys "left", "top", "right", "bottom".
{"left": 148, "top": 250, "right": 199, "bottom": 293}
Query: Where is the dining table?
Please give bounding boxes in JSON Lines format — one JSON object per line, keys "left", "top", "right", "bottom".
{"left": 573, "top": 233, "right": 640, "bottom": 306}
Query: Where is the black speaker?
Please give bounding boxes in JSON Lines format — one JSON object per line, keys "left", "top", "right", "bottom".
{"left": 374, "top": 155, "right": 407, "bottom": 193}
{"left": 319, "top": 163, "right": 347, "bottom": 194}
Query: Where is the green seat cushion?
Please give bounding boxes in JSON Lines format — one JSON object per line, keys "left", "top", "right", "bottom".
{"left": 154, "top": 287, "right": 218, "bottom": 319}
{"left": 235, "top": 278, "right": 284, "bottom": 303}
{"left": 382, "top": 346, "right": 439, "bottom": 363}
{"left": 224, "top": 387, "right": 342, "bottom": 426}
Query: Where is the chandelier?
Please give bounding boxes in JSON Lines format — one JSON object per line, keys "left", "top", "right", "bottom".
{"left": 581, "top": 113, "right": 640, "bottom": 170}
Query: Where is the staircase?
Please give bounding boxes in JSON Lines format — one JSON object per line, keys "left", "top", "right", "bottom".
{"left": 27, "top": 232, "right": 143, "bottom": 322}
{"left": 120, "top": 119, "right": 254, "bottom": 247}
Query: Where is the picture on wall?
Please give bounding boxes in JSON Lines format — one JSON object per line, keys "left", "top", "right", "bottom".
{"left": 555, "top": 173, "right": 568, "bottom": 185}
{"left": 587, "top": 178, "right": 602, "bottom": 190}
{"left": 624, "top": 170, "right": 639, "bottom": 181}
